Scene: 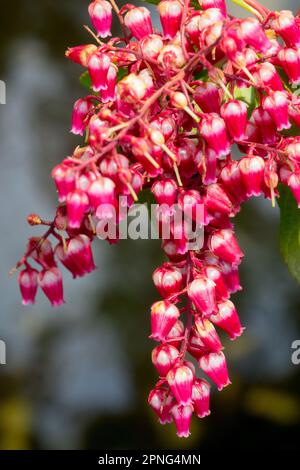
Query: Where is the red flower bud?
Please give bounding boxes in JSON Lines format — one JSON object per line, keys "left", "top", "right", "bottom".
{"left": 196, "top": 147, "right": 218, "bottom": 185}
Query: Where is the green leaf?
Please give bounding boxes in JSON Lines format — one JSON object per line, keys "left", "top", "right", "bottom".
{"left": 117, "top": 67, "right": 128, "bottom": 82}
{"left": 278, "top": 185, "right": 300, "bottom": 284}
{"left": 80, "top": 71, "right": 93, "bottom": 91}
{"left": 137, "top": 189, "right": 156, "bottom": 208}
{"left": 194, "top": 69, "right": 209, "bottom": 82}
{"left": 234, "top": 85, "right": 258, "bottom": 117}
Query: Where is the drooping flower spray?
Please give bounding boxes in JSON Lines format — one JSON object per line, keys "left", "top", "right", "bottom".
{"left": 12, "top": 0, "right": 300, "bottom": 437}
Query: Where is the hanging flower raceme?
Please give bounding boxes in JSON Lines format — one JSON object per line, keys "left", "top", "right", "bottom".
{"left": 13, "top": 0, "right": 300, "bottom": 439}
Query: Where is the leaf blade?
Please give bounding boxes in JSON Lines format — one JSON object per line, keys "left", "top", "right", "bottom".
{"left": 278, "top": 185, "right": 300, "bottom": 284}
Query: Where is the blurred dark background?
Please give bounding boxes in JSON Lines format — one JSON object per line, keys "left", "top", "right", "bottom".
{"left": 0, "top": 0, "right": 299, "bottom": 450}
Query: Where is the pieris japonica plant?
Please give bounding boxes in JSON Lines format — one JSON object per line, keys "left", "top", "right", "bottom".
{"left": 12, "top": 0, "right": 300, "bottom": 438}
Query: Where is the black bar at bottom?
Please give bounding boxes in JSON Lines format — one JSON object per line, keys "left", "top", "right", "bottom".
{"left": 0, "top": 450, "right": 295, "bottom": 466}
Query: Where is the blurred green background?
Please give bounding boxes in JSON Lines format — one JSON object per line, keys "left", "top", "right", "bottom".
{"left": 0, "top": 0, "right": 299, "bottom": 450}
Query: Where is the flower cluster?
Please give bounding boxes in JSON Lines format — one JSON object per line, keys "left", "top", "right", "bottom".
{"left": 14, "top": 0, "right": 300, "bottom": 437}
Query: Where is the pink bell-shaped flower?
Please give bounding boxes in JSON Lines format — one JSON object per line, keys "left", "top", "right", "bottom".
{"left": 71, "top": 98, "right": 93, "bottom": 136}
{"left": 221, "top": 99, "right": 248, "bottom": 141}
{"left": 272, "top": 10, "right": 300, "bottom": 47}
{"left": 88, "top": 0, "right": 112, "bottom": 38}
{"left": 239, "top": 155, "right": 265, "bottom": 197}
{"left": 200, "top": 113, "right": 230, "bottom": 158}
{"left": 88, "top": 52, "right": 111, "bottom": 92}
{"left": 55, "top": 235, "right": 96, "bottom": 279}
{"left": 194, "top": 317, "right": 223, "bottom": 352}
{"left": 199, "top": 351, "right": 231, "bottom": 391}
{"left": 18, "top": 267, "right": 38, "bottom": 305}
{"left": 66, "top": 189, "right": 89, "bottom": 229}
{"left": 187, "top": 276, "right": 217, "bottom": 316}
{"left": 124, "top": 7, "right": 153, "bottom": 40}
{"left": 209, "top": 229, "right": 244, "bottom": 265}
{"left": 150, "top": 300, "right": 180, "bottom": 342}
{"left": 171, "top": 404, "right": 193, "bottom": 438}
{"left": 262, "top": 91, "right": 291, "bottom": 131}
{"left": 167, "top": 364, "right": 194, "bottom": 405}
{"left": 210, "top": 300, "right": 244, "bottom": 340}
{"left": 152, "top": 264, "right": 183, "bottom": 299}
{"left": 38, "top": 267, "right": 64, "bottom": 307}
{"left": 278, "top": 48, "right": 300, "bottom": 85}
{"left": 192, "top": 379, "right": 211, "bottom": 418}
{"left": 158, "top": 0, "right": 183, "bottom": 39}
{"left": 152, "top": 344, "right": 180, "bottom": 377}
